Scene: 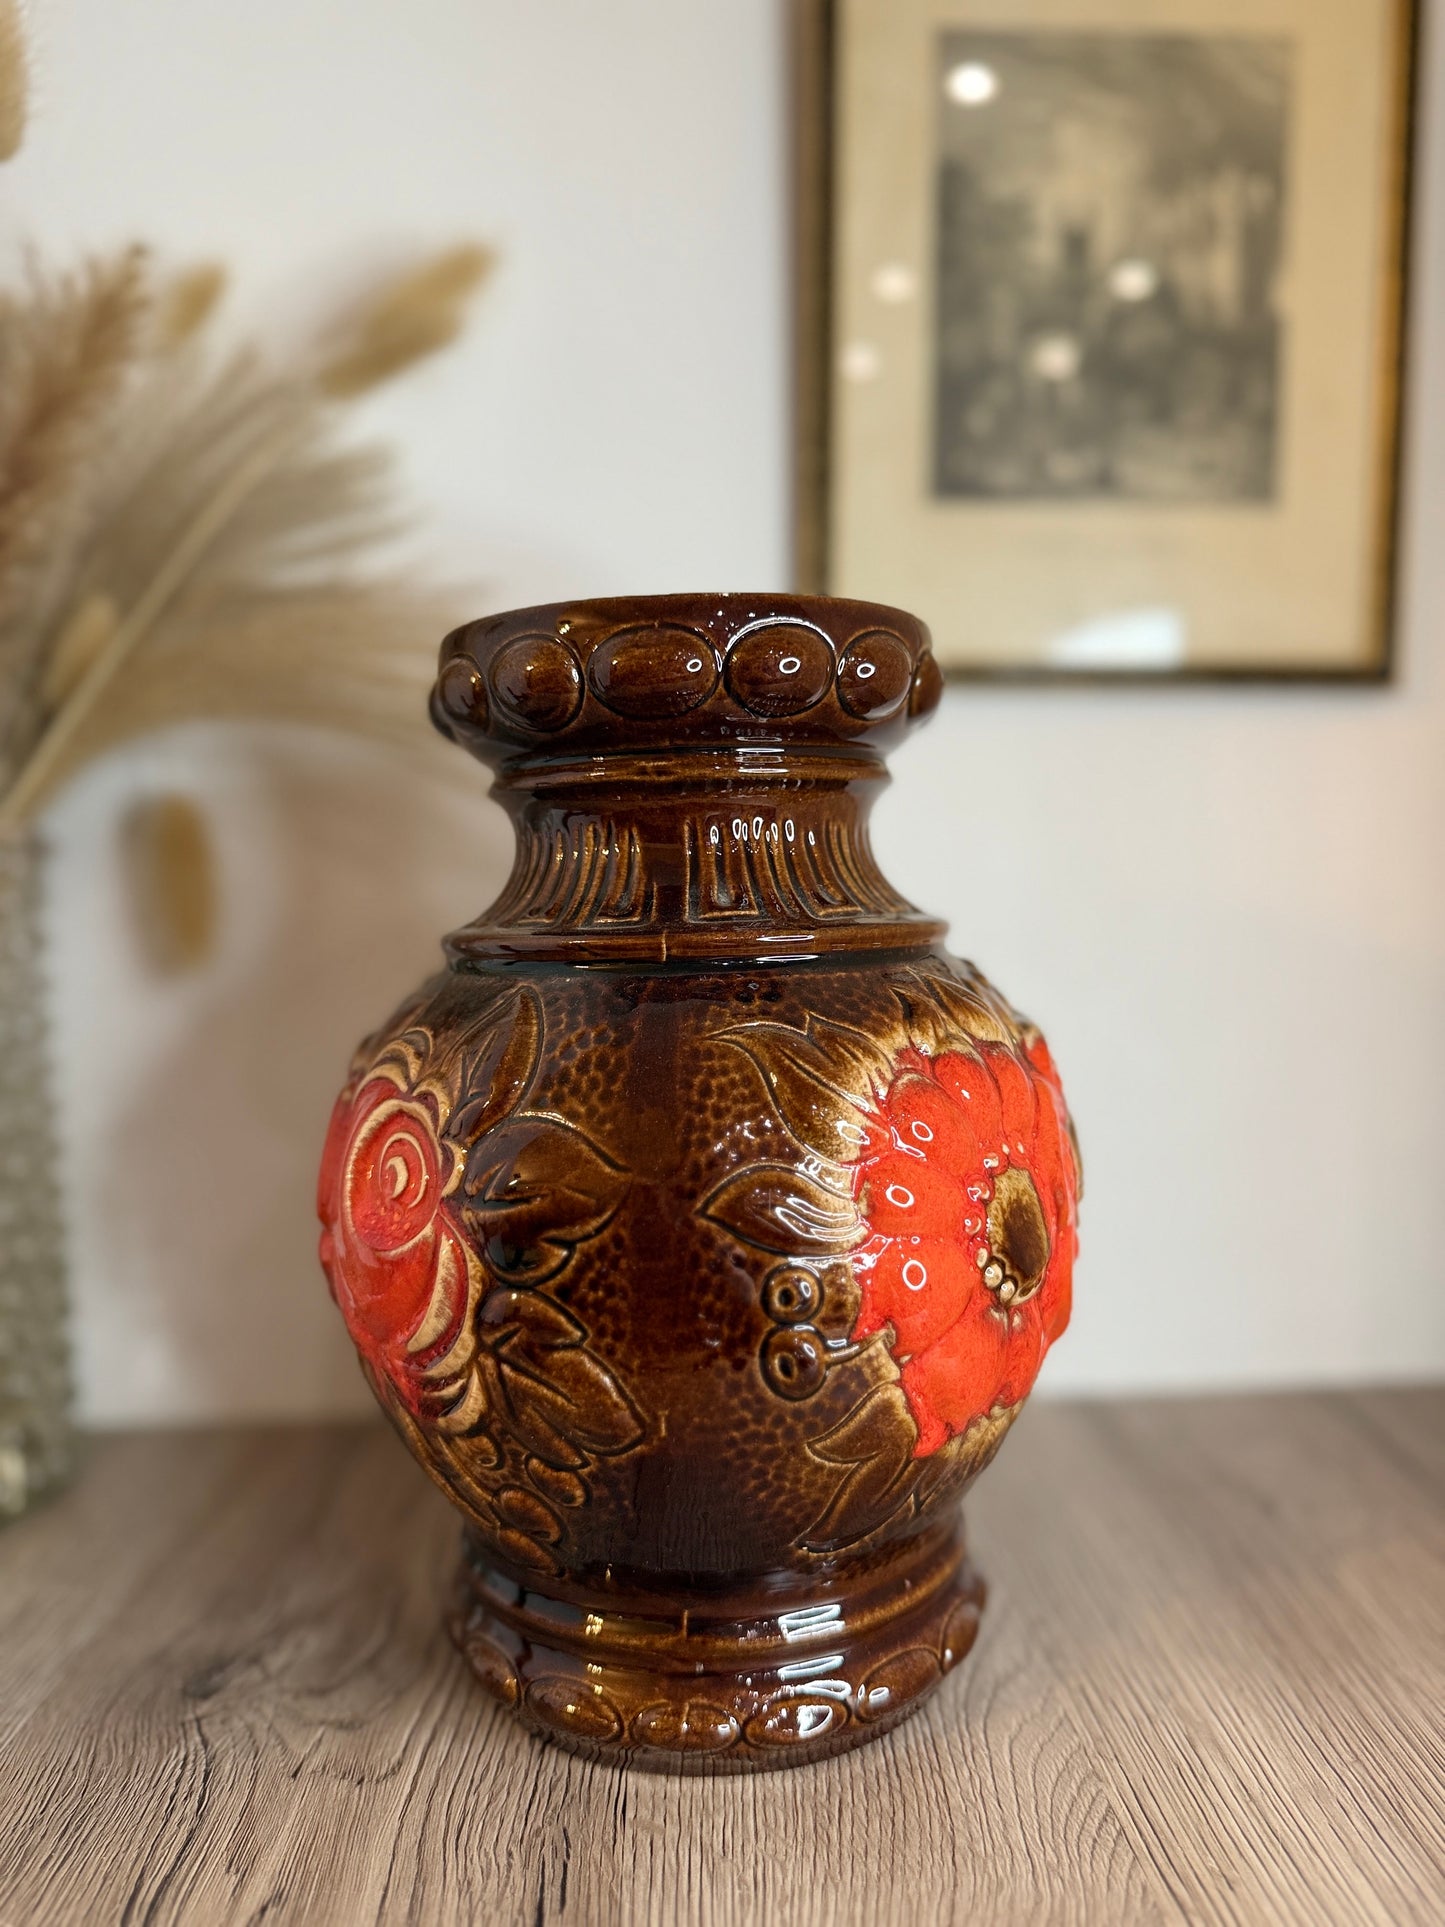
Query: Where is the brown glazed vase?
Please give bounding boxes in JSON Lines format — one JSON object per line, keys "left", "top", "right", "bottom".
{"left": 317, "top": 593, "right": 1079, "bottom": 1770}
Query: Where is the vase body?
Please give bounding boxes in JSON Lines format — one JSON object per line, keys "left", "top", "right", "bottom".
{"left": 317, "top": 594, "right": 1079, "bottom": 1768}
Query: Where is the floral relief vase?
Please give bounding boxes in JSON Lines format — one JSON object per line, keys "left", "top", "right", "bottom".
{"left": 317, "top": 593, "right": 1080, "bottom": 1769}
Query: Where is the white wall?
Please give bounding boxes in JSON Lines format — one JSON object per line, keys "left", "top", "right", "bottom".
{"left": 6, "top": 0, "right": 1442, "bottom": 1422}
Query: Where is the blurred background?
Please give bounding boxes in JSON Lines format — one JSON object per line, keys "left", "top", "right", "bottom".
{"left": 3, "top": 0, "right": 1442, "bottom": 1431}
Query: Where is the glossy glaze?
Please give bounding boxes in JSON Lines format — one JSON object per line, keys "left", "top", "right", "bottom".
{"left": 318, "top": 593, "right": 1079, "bottom": 1769}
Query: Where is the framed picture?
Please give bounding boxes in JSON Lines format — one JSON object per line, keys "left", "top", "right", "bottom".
{"left": 795, "top": 0, "right": 1420, "bottom": 679}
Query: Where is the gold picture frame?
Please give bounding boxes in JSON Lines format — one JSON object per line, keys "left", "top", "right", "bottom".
{"left": 795, "top": 0, "right": 1420, "bottom": 680}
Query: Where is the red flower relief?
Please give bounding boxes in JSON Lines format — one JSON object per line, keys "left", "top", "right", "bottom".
{"left": 851, "top": 1035, "right": 1077, "bottom": 1457}
{"left": 317, "top": 1075, "right": 472, "bottom": 1412}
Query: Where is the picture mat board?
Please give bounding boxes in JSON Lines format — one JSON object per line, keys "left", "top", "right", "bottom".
{"left": 825, "top": 0, "right": 1413, "bottom": 675}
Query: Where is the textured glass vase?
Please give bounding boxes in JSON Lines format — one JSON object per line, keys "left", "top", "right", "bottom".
{"left": 0, "top": 827, "right": 73, "bottom": 1518}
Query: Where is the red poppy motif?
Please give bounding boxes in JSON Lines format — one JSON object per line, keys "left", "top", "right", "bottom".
{"left": 850, "top": 1034, "right": 1076, "bottom": 1457}
{"left": 317, "top": 1076, "right": 472, "bottom": 1413}
{"left": 318, "top": 990, "right": 644, "bottom": 1576}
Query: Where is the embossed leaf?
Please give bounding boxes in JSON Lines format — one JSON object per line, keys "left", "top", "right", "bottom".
{"left": 805, "top": 1017, "right": 895, "bottom": 1095}
{"left": 362, "top": 1030, "right": 425, "bottom": 1096}
{"left": 350, "top": 979, "right": 435, "bottom": 1083}
{"left": 802, "top": 1382, "right": 919, "bottom": 1551}
{"left": 700, "top": 1163, "right": 864, "bottom": 1257}
{"left": 723, "top": 1025, "right": 875, "bottom": 1165}
{"left": 447, "top": 1472, "right": 499, "bottom": 1534}
{"left": 463, "top": 1115, "right": 628, "bottom": 1286}
{"left": 383, "top": 1390, "right": 502, "bottom": 1526}
{"left": 896, "top": 966, "right": 1015, "bottom": 1051}
{"left": 446, "top": 988, "right": 542, "bottom": 1144}
{"left": 910, "top": 1405, "right": 1017, "bottom": 1515}
{"left": 479, "top": 1288, "right": 645, "bottom": 1467}
{"left": 431, "top": 1365, "right": 491, "bottom": 1435}
{"left": 473, "top": 1354, "right": 582, "bottom": 1468}
{"left": 396, "top": 975, "right": 509, "bottom": 1086}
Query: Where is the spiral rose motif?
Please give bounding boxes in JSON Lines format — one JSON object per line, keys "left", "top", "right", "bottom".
{"left": 317, "top": 1076, "right": 472, "bottom": 1411}
{"left": 851, "top": 1034, "right": 1077, "bottom": 1456}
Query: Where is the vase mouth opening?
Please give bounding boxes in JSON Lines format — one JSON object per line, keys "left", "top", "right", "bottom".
{"left": 430, "top": 591, "right": 943, "bottom": 765}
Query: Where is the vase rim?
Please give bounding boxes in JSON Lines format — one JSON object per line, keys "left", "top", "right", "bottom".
{"left": 431, "top": 590, "right": 943, "bottom": 763}
{"left": 464, "top": 588, "right": 926, "bottom": 628}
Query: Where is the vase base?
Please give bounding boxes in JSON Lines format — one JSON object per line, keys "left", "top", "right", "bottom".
{"left": 447, "top": 1519, "right": 985, "bottom": 1772}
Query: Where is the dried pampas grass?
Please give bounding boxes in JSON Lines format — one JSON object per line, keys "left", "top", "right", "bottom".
{"left": 321, "top": 245, "right": 492, "bottom": 397}
{"left": 0, "top": 0, "right": 25, "bottom": 162}
{"left": 0, "top": 251, "right": 152, "bottom": 759}
{"left": 156, "top": 262, "right": 228, "bottom": 349}
{"left": 0, "top": 243, "right": 494, "bottom": 829}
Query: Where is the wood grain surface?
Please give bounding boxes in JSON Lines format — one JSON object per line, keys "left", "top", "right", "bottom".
{"left": 0, "top": 1391, "right": 1440, "bottom": 1926}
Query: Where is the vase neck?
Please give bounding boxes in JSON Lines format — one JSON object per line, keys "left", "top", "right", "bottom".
{"left": 445, "top": 745, "right": 944, "bottom": 966}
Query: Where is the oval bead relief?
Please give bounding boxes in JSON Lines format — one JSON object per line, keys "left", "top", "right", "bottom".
{"left": 725, "top": 624, "right": 835, "bottom": 716}
{"left": 588, "top": 625, "right": 717, "bottom": 717}
{"left": 488, "top": 633, "right": 584, "bottom": 733}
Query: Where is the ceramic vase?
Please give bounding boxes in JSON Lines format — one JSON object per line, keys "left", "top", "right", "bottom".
{"left": 317, "top": 594, "right": 1079, "bottom": 1769}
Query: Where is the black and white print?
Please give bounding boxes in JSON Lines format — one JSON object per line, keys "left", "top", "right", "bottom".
{"left": 934, "top": 33, "right": 1291, "bottom": 502}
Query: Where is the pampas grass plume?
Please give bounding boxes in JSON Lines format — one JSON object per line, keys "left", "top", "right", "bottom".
{"left": 0, "top": 243, "right": 491, "bottom": 829}
{"left": 320, "top": 244, "right": 494, "bottom": 396}
{"left": 0, "top": 0, "right": 26, "bottom": 162}
{"left": 157, "top": 263, "right": 227, "bottom": 349}
{"left": 38, "top": 591, "right": 118, "bottom": 710}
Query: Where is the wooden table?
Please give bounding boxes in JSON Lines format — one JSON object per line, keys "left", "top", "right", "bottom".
{"left": 0, "top": 1391, "right": 1440, "bottom": 1926}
